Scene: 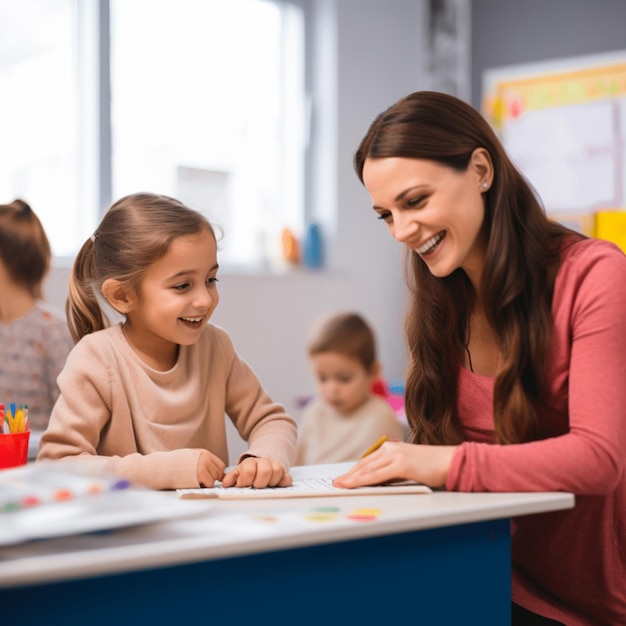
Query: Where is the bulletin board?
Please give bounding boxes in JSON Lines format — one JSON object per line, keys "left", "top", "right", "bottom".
{"left": 481, "top": 51, "right": 626, "bottom": 237}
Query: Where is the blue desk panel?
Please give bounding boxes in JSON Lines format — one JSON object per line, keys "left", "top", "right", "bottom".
{"left": 1, "top": 518, "right": 510, "bottom": 625}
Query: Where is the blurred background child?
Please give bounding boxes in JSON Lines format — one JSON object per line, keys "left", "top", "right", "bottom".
{"left": 0, "top": 199, "right": 74, "bottom": 431}
{"left": 296, "top": 311, "right": 404, "bottom": 464}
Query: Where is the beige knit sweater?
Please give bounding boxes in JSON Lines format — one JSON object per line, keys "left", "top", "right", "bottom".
{"left": 38, "top": 323, "right": 297, "bottom": 489}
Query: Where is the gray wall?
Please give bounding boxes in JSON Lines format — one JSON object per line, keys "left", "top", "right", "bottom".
{"left": 471, "top": 0, "right": 626, "bottom": 109}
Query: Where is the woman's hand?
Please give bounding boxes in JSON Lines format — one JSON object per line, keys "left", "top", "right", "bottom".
{"left": 332, "top": 440, "right": 458, "bottom": 489}
{"left": 221, "top": 456, "right": 293, "bottom": 488}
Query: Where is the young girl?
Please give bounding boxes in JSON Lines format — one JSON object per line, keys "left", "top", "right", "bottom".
{"left": 333, "top": 91, "right": 626, "bottom": 625}
{"left": 0, "top": 199, "right": 74, "bottom": 431}
{"left": 38, "top": 193, "right": 297, "bottom": 490}
{"left": 296, "top": 311, "right": 403, "bottom": 464}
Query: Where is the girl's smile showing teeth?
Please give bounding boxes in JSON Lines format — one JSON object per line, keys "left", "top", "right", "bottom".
{"left": 180, "top": 315, "right": 204, "bottom": 326}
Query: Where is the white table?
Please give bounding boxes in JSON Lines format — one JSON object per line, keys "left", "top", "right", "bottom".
{"left": 0, "top": 487, "right": 574, "bottom": 625}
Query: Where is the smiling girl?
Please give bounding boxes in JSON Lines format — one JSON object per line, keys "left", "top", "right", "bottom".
{"left": 38, "top": 193, "right": 296, "bottom": 490}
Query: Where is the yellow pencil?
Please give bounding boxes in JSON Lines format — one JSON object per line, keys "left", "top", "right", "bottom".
{"left": 359, "top": 435, "right": 388, "bottom": 459}
{"left": 15, "top": 408, "right": 24, "bottom": 433}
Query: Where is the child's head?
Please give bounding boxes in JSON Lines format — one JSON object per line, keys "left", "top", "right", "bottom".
{"left": 67, "top": 192, "right": 218, "bottom": 344}
{"left": 0, "top": 199, "right": 51, "bottom": 298}
{"left": 307, "top": 311, "right": 380, "bottom": 416}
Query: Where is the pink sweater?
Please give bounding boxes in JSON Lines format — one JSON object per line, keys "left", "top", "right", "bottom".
{"left": 446, "top": 238, "right": 626, "bottom": 625}
{"left": 38, "top": 323, "right": 297, "bottom": 490}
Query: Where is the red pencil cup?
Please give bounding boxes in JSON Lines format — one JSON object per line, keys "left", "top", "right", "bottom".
{"left": 0, "top": 431, "right": 31, "bottom": 469}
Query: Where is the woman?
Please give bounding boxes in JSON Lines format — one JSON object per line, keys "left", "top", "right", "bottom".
{"left": 333, "top": 91, "right": 625, "bottom": 625}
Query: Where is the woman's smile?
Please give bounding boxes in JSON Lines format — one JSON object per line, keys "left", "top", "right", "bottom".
{"left": 417, "top": 230, "right": 446, "bottom": 256}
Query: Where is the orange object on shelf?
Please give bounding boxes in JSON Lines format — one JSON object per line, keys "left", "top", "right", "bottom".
{"left": 281, "top": 227, "right": 300, "bottom": 263}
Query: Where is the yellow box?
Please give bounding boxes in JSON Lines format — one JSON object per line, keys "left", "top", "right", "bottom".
{"left": 593, "top": 210, "right": 626, "bottom": 253}
{"left": 550, "top": 212, "right": 595, "bottom": 236}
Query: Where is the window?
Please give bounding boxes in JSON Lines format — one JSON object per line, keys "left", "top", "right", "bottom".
{"left": 0, "top": 0, "right": 83, "bottom": 257}
{"left": 0, "top": 0, "right": 307, "bottom": 269}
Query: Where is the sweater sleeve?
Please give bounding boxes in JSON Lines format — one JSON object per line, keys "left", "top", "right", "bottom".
{"left": 217, "top": 329, "right": 298, "bottom": 470}
{"left": 38, "top": 339, "right": 115, "bottom": 461}
{"left": 447, "top": 241, "right": 626, "bottom": 494}
{"left": 38, "top": 334, "right": 203, "bottom": 490}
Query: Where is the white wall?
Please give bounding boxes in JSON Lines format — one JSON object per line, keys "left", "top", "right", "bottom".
{"left": 44, "top": 0, "right": 427, "bottom": 461}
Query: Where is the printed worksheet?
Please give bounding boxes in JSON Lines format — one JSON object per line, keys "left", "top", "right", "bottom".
{"left": 177, "top": 462, "right": 431, "bottom": 499}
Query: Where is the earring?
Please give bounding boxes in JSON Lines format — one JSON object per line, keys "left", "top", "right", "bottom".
{"left": 482, "top": 182, "right": 489, "bottom": 190}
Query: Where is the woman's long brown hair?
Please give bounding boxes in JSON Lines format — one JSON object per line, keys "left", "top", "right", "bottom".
{"left": 354, "top": 91, "right": 580, "bottom": 445}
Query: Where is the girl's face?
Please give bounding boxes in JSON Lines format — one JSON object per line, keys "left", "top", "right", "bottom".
{"left": 123, "top": 227, "right": 219, "bottom": 369}
{"left": 311, "top": 351, "right": 376, "bottom": 416}
{"left": 362, "top": 151, "right": 491, "bottom": 286}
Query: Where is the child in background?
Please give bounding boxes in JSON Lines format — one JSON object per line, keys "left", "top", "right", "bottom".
{"left": 38, "top": 192, "right": 297, "bottom": 490}
{"left": 296, "top": 311, "right": 403, "bottom": 464}
{"left": 0, "top": 199, "right": 74, "bottom": 431}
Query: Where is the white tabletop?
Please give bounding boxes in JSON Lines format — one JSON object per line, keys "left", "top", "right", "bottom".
{"left": 0, "top": 488, "right": 574, "bottom": 588}
{"left": 27, "top": 430, "right": 42, "bottom": 461}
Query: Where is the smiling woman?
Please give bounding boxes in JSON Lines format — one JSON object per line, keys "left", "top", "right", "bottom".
{"left": 333, "top": 90, "right": 626, "bottom": 626}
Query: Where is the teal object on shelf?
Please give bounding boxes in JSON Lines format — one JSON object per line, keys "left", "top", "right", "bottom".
{"left": 302, "top": 223, "right": 323, "bottom": 269}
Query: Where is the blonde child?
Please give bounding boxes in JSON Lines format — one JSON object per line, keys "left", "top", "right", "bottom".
{"left": 296, "top": 311, "right": 403, "bottom": 464}
{"left": 0, "top": 199, "right": 74, "bottom": 431}
{"left": 38, "top": 192, "right": 297, "bottom": 490}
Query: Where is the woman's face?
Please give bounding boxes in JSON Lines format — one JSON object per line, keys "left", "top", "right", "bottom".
{"left": 362, "top": 151, "right": 491, "bottom": 283}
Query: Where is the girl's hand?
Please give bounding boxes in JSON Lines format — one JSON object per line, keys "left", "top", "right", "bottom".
{"left": 197, "top": 450, "right": 227, "bottom": 488}
{"left": 221, "top": 456, "right": 293, "bottom": 489}
{"left": 332, "top": 440, "right": 458, "bottom": 489}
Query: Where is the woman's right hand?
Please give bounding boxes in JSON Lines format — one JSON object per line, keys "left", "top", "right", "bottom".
{"left": 196, "top": 449, "right": 226, "bottom": 488}
{"left": 332, "top": 440, "right": 458, "bottom": 489}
